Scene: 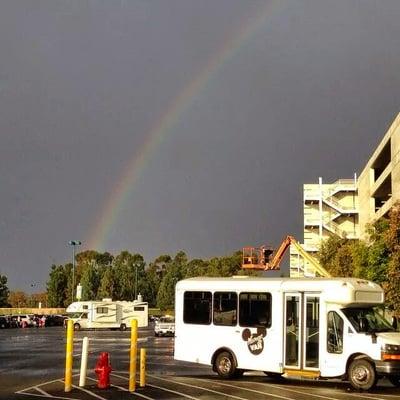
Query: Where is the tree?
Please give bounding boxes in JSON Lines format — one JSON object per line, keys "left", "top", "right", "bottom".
{"left": 28, "top": 292, "right": 48, "bottom": 308}
{"left": 0, "top": 274, "right": 9, "bottom": 307}
{"left": 8, "top": 291, "right": 28, "bottom": 308}
{"left": 80, "top": 262, "right": 100, "bottom": 300}
{"left": 157, "top": 251, "right": 187, "bottom": 310}
{"left": 318, "top": 236, "right": 353, "bottom": 276}
{"left": 114, "top": 251, "right": 145, "bottom": 301}
{"left": 47, "top": 264, "right": 69, "bottom": 307}
{"left": 98, "top": 267, "right": 117, "bottom": 300}
{"left": 362, "top": 219, "right": 390, "bottom": 284}
{"left": 383, "top": 205, "right": 400, "bottom": 314}
{"left": 184, "top": 258, "right": 209, "bottom": 278}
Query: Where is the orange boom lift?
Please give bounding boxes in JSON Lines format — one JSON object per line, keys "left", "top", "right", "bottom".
{"left": 242, "top": 235, "right": 331, "bottom": 277}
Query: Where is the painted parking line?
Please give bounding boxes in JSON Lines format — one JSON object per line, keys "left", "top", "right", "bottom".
{"left": 86, "top": 376, "right": 155, "bottom": 400}
{"left": 111, "top": 372, "right": 201, "bottom": 400}
{"left": 147, "top": 374, "right": 252, "bottom": 400}
{"left": 16, "top": 374, "right": 82, "bottom": 399}
{"left": 16, "top": 392, "right": 81, "bottom": 400}
{"left": 35, "top": 387, "right": 52, "bottom": 397}
{"left": 222, "top": 379, "right": 353, "bottom": 400}
{"left": 237, "top": 379, "right": 394, "bottom": 400}
{"left": 269, "top": 380, "right": 400, "bottom": 400}
{"left": 70, "top": 383, "right": 108, "bottom": 400}
{"left": 167, "top": 375, "right": 299, "bottom": 400}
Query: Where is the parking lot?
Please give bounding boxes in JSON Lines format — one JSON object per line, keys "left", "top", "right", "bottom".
{"left": 2, "top": 325, "right": 400, "bottom": 400}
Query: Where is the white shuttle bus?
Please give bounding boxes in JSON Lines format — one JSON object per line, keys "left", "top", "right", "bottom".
{"left": 66, "top": 298, "right": 148, "bottom": 330}
{"left": 174, "top": 277, "right": 400, "bottom": 390}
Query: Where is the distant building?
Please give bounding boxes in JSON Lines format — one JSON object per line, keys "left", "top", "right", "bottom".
{"left": 358, "top": 113, "right": 400, "bottom": 237}
{"left": 290, "top": 177, "right": 358, "bottom": 277}
{"left": 291, "top": 112, "right": 400, "bottom": 277}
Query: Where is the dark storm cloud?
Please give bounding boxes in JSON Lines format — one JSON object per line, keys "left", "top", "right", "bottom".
{"left": 0, "top": 0, "right": 399, "bottom": 290}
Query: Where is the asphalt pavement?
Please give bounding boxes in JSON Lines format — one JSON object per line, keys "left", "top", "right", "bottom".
{"left": 2, "top": 325, "right": 400, "bottom": 400}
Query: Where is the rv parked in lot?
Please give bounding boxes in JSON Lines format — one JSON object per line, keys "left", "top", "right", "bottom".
{"left": 66, "top": 298, "right": 148, "bottom": 330}
{"left": 174, "top": 277, "right": 400, "bottom": 391}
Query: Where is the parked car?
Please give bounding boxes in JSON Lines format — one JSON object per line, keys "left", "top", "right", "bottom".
{"left": 7, "top": 315, "right": 19, "bottom": 328}
{"left": 154, "top": 316, "right": 175, "bottom": 337}
{"left": 45, "top": 315, "right": 67, "bottom": 327}
{"left": 0, "top": 316, "right": 10, "bottom": 329}
{"left": 11, "top": 314, "right": 34, "bottom": 327}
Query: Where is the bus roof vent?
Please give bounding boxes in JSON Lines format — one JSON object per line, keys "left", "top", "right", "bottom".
{"left": 232, "top": 275, "right": 250, "bottom": 279}
{"left": 102, "top": 298, "right": 112, "bottom": 302}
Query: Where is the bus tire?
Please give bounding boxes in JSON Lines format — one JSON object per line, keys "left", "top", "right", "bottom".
{"left": 120, "top": 323, "right": 127, "bottom": 331}
{"left": 348, "top": 358, "right": 377, "bottom": 391}
{"left": 214, "top": 351, "right": 237, "bottom": 379}
{"left": 73, "top": 323, "right": 81, "bottom": 331}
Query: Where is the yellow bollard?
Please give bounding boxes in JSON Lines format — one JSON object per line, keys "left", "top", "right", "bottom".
{"left": 64, "top": 320, "right": 74, "bottom": 392}
{"left": 140, "top": 348, "right": 146, "bottom": 387}
{"left": 129, "top": 319, "right": 138, "bottom": 392}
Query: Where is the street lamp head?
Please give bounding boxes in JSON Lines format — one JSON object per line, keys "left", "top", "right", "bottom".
{"left": 68, "top": 240, "right": 82, "bottom": 246}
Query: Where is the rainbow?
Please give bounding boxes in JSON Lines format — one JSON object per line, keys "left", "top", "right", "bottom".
{"left": 87, "top": 0, "right": 283, "bottom": 251}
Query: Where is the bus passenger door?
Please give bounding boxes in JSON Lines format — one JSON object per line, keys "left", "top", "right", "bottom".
{"left": 284, "top": 293, "right": 320, "bottom": 372}
{"left": 284, "top": 293, "right": 301, "bottom": 369}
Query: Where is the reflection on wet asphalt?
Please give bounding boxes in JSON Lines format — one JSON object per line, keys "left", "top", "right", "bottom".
{"left": 2, "top": 325, "right": 400, "bottom": 399}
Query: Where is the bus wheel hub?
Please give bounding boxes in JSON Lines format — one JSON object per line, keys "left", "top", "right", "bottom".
{"left": 354, "top": 366, "right": 369, "bottom": 382}
{"left": 219, "top": 357, "right": 232, "bottom": 373}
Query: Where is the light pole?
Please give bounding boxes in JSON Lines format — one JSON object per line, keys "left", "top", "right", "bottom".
{"left": 68, "top": 240, "right": 82, "bottom": 303}
{"left": 135, "top": 265, "right": 138, "bottom": 301}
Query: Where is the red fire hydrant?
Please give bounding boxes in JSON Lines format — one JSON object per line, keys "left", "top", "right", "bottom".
{"left": 94, "top": 352, "right": 112, "bottom": 389}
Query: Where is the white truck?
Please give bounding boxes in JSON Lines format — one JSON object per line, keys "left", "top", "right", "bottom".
{"left": 174, "top": 277, "right": 400, "bottom": 390}
{"left": 66, "top": 298, "right": 148, "bottom": 330}
{"left": 154, "top": 316, "right": 175, "bottom": 337}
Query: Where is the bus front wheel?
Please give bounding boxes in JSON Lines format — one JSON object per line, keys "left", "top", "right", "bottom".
{"left": 73, "top": 323, "right": 81, "bottom": 331}
{"left": 214, "top": 351, "right": 237, "bottom": 379}
{"left": 348, "top": 358, "right": 377, "bottom": 391}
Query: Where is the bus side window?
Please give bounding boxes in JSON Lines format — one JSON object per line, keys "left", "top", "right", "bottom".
{"left": 183, "top": 291, "right": 212, "bottom": 325}
{"left": 327, "top": 311, "right": 343, "bottom": 354}
{"left": 239, "top": 292, "right": 272, "bottom": 328}
{"left": 213, "top": 292, "right": 237, "bottom": 326}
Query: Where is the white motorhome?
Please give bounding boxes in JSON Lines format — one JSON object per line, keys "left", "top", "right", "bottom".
{"left": 174, "top": 277, "right": 400, "bottom": 390}
{"left": 66, "top": 298, "right": 148, "bottom": 330}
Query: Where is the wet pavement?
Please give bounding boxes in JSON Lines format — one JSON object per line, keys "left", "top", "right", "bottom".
{"left": 2, "top": 325, "right": 400, "bottom": 399}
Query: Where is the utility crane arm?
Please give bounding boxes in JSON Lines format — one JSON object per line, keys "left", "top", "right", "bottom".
{"left": 242, "top": 235, "right": 331, "bottom": 277}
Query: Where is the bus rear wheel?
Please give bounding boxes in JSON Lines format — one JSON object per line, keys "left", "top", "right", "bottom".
{"left": 214, "top": 351, "right": 237, "bottom": 379}
{"left": 73, "top": 323, "right": 81, "bottom": 331}
{"left": 120, "top": 323, "right": 127, "bottom": 331}
{"left": 348, "top": 358, "right": 377, "bottom": 391}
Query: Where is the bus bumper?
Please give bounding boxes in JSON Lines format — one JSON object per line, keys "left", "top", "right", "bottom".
{"left": 375, "top": 361, "right": 400, "bottom": 375}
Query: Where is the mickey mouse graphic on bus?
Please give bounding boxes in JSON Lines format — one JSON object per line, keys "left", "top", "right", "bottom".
{"left": 242, "top": 327, "right": 267, "bottom": 355}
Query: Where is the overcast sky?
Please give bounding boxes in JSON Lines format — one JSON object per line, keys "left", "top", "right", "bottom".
{"left": 1, "top": 0, "right": 400, "bottom": 292}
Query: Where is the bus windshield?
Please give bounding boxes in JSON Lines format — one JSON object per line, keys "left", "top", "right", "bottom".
{"left": 342, "top": 307, "right": 394, "bottom": 333}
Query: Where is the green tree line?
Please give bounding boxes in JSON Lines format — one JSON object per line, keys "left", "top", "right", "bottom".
{"left": 46, "top": 249, "right": 253, "bottom": 310}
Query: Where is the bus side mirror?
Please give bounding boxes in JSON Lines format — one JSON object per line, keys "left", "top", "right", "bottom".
{"left": 392, "top": 316, "right": 398, "bottom": 330}
{"left": 359, "top": 317, "right": 369, "bottom": 332}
